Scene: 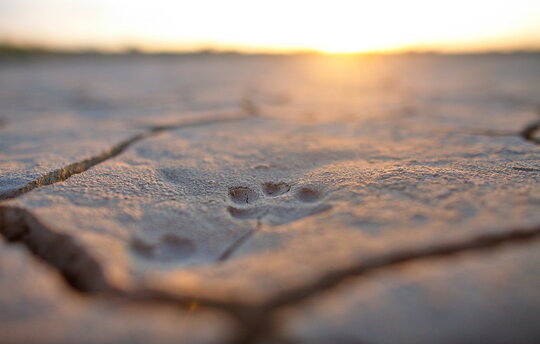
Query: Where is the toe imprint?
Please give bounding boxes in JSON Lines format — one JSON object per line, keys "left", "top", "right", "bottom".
{"left": 229, "top": 186, "right": 259, "bottom": 204}
{"left": 262, "top": 182, "right": 291, "bottom": 197}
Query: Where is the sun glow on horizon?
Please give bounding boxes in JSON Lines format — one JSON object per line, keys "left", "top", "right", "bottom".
{"left": 0, "top": 0, "right": 539, "bottom": 54}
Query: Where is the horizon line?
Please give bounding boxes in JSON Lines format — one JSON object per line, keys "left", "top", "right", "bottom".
{"left": 2, "top": 42, "right": 540, "bottom": 57}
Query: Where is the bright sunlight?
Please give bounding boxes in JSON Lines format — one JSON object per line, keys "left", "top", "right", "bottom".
{"left": 0, "top": 0, "right": 539, "bottom": 53}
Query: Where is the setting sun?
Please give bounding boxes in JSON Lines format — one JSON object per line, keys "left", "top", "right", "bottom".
{"left": 0, "top": 0, "right": 539, "bottom": 53}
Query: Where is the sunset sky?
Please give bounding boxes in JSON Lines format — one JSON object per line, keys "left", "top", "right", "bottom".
{"left": 1, "top": 0, "right": 540, "bottom": 53}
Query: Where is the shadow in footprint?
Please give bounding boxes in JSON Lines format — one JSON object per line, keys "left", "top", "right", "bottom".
{"left": 221, "top": 182, "right": 331, "bottom": 261}
{"left": 227, "top": 182, "right": 329, "bottom": 225}
{"left": 262, "top": 182, "right": 291, "bottom": 197}
{"left": 229, "top": 186, "right": 259, "bottom": 204}
{"left": 227, "top": 206, "right": 264, "bottom": 220}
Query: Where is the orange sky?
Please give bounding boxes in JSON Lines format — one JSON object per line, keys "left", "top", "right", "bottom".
{"left": 1, "top": 0, "right": 540, "bottom": 53}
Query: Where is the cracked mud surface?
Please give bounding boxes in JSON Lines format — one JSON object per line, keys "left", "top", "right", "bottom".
{"left": 1, "top": 54, "right": 540, "bottom": 343}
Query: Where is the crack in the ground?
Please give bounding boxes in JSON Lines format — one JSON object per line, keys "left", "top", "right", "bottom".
{"left": 457, "top": 122, "right": 540, "bottom": 143}
{"left": 3, "top": 203, "right": 539, "bottom": 344}
{"left": 462, "top": 129, "right": 519, "bottom": 137}
{"left": 0, "top": 110, "right": 252, "bottom": 201}
{"left": 0, "top": 205, "right": 248, "bottom": 328}
{"left": 444, "top": 108, "right": 540, "bottom": 144}
{"left": 520, "top": 120, "right": 540, "bottom": 145}
{"left": 0, "top": 205, "right": 114, "bottom": 292}
{"left": 234, "top": 226, "right": 540, "bottom": 344}
{"left": 519, "top": 107, "right": 540, "bottom": 145}
{"left": 513, "top": 166, "right": 540, "bottom": 172}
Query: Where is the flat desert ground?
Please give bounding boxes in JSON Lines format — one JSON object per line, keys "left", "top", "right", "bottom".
{"left": 1, "top": 53, "right": 540, "bottom": 343}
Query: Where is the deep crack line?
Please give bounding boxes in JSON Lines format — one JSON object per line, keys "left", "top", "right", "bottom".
{"left": 0, "top": 203, "right": 252, "bottom": 343}
{"left": 520, "top": 120, "right": 540, "bottom": 145}
{"left": 0, "top": 111, "right": 252, "bottom": 201}
{"left": 0, "top": 205, "right": 116, "bottom": 292}
{"left": 0, "top": 204, "right": 248, "bottom": 315}
{"left": 520, "top": 107, "right": 540, "bottom": 145}
{"left": 234, "top": 226, "right": 540, "bottom": 344}
{"left": 3, "top": 204, "right": 540, "bottom": 344}
{"left": 441, "top": 109, "right": 540, "bottom": 145}
{"left": 264, "top": 226, "right": 540, "bottom": 309}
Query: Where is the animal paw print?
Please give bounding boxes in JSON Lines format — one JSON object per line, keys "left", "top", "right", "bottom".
{"left": 227, "top": 182, "right": 331, "bottom": 225}
{"left": 131, "top": 233, "right": 195, "bottom": 262}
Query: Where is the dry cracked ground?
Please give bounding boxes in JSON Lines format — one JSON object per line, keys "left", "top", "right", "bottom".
{"left": 1, "top": 54, "right": 540, "bottom": 344}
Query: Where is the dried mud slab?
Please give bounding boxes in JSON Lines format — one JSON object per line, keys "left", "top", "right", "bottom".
{"left": 0, "top": 241, "right": 237, "bottom": 344}
{"left": 272, "top": 240, "right": 540, "bottom": 344}
{"left": 0, "top": 115, "right": 141, "bottom": 197}
{"left": 2, "top": 108, "right": 539, "bottom": 306}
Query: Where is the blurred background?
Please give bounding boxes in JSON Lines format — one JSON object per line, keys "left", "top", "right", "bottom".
{"left": 0, "top": 0, "right": 539, "bottom": 126}
{"left": 1, "top": 0, "right": 540, "bottom": 54}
